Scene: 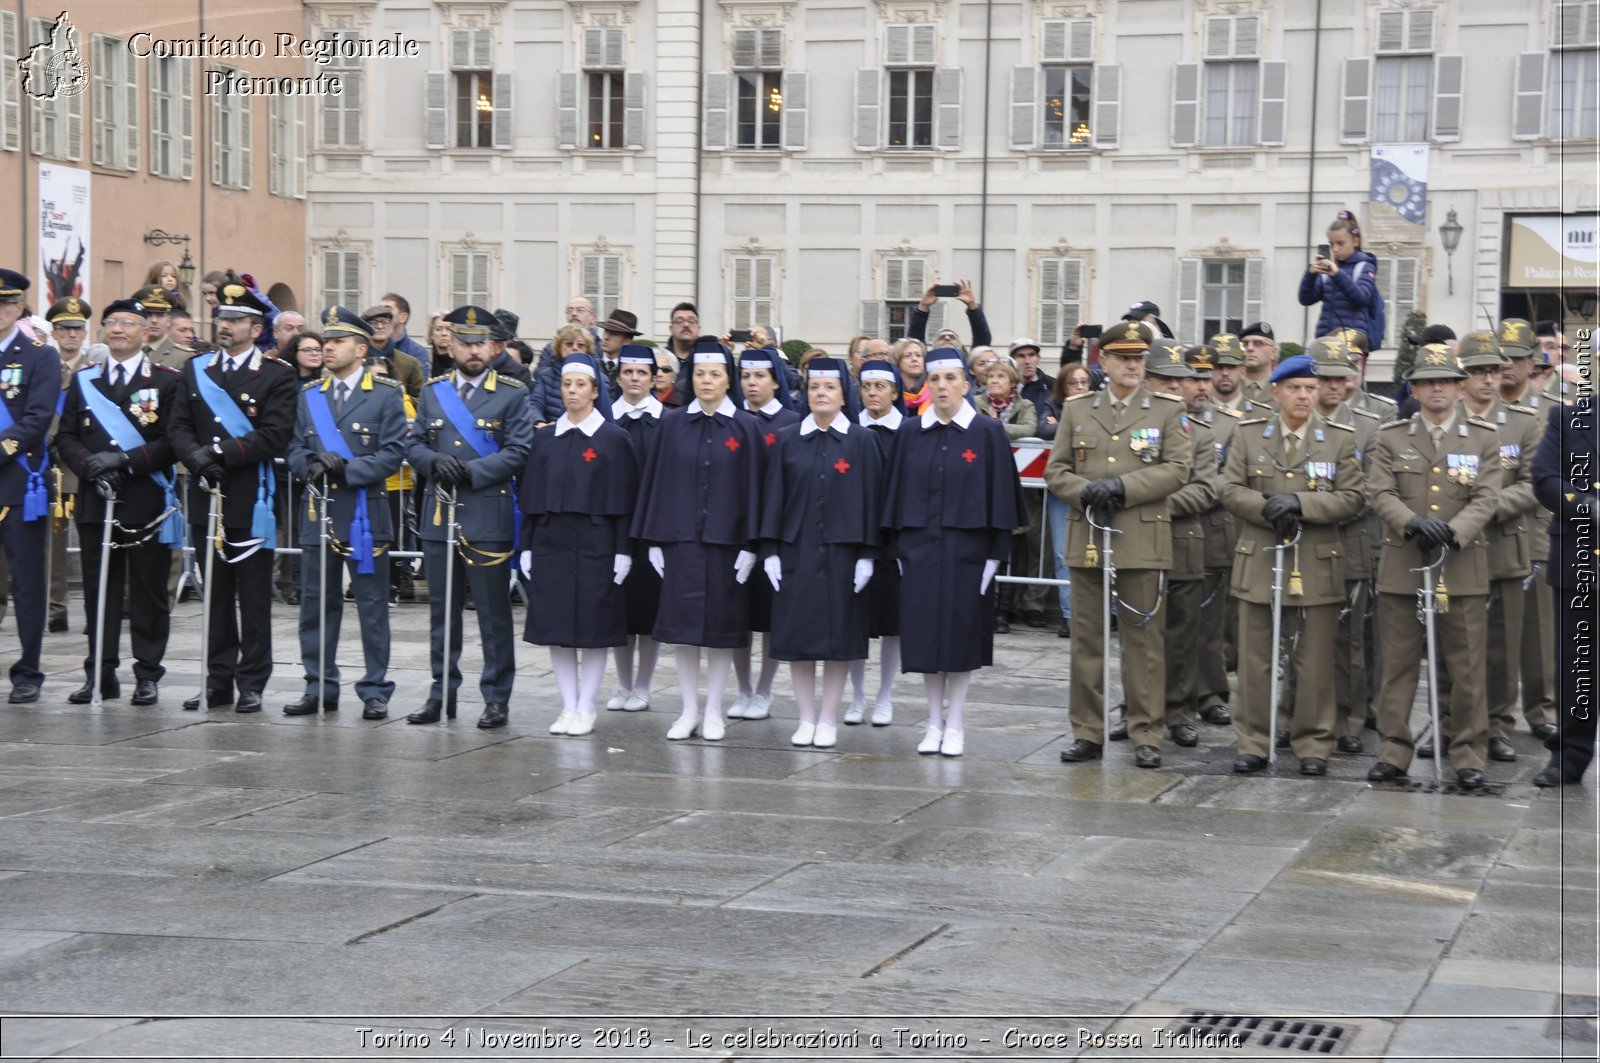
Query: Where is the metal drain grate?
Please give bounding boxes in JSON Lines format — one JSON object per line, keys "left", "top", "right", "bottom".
{"left": 1369, "top": 779, "right": 1509, "bottom": 797}
{"left": 1166, "top": 1010, "right": 1357, "bottom": 1054}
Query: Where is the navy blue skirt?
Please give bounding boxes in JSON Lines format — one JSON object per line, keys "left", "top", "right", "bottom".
{"left": 523, "top": 512, "right": 627, "bottom": 648}
{"left": 895, "top": 525, "right": 996, "bottom": 674}
{"left": 651, "top": 541, "right": 752, "bottom": 649}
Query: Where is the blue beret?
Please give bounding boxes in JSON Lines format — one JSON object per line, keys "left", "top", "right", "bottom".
{"left": 1269, "top": 355, "right": 1317, "bottom": 383}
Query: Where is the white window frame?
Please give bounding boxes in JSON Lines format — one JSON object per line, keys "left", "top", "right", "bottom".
{"left": 578, "top": 251, "right": 626, "bottom": 322}
{"left": 1373, "top": 54, "right": 1433, "bottom": 142}
{"left": 446, "top": 246, "right": 496, "bottom": 309}
{"left": 319, "top": 246, "right": 364, "bottom": 312}
{"left": 1176, "top": 256, "right": 1264, "bottom": 343}
{"left": 1378, "top": 255, "right": 1420, "bottom": 348}
{"left": 0, "top": 11, "right": 18, "bottom": 152}
{"left": 1202, "top": 60, "right": 1259, "bottom": 146}
{"left": 28, "top": 17, "right": 82, "bottom": 161}
{"left": 269, "top": 95, "right": 307, "bottom": 199}
{"left": 862, "top": 253, "right": 940, "bottom": 341}
{"left": 149, "top": 55, "right": 193, "bottom": 179}
{"left": 728, "top": 253, "right": 778, "bottom": 332}
{"left": 1549, "top": 46, "right": 1599, "bottom": 139}
{"left": 1036, "top": 256, "right": 1085, "bottom": 347}
{"left": 318, "top": 29, "right": 363, "bottom": 149}
{"left": 211, "top": 68, "right": 251, "bottom": 189}
{"left": 426, "top": 27, "right": 511, "bottom": 151}
{"left": 91, "top": 34, "right": 137, "bottom": 170}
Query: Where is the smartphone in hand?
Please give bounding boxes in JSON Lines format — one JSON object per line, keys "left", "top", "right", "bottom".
{"left": 1078, "top": 324, "right": 1103, "bottom": 340}
{"left": 728, "top": 329, "right": 752, "bottom": 343}
{"left": 932, "top": 284, "right": 960, "bottom": 298}
{"left": 1316, "top": 243, "right": 1330, "bottom": 259}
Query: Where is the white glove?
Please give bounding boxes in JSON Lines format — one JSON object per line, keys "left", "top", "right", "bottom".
{"left": 734, "top": 549, "right": 757, "bottom": 585}
{"left": 980, "top": 558, "right": 1000, "bottom": 595}
{"left": 613, "top": 554, "right": 632, "bottom": 585}
{"left": 897, "top": 558, "right": 904, "bottom": 577}
{"left": 853, "top": 558, "right": 875, "bottom": 594}
{"left": 764, "top": 555, "right": 783, "bottom": 591}
{"left": 518, "top": 550, "right": 532, "bottom": 579}
{"left": 648, "top": 545, "right": 665, "bottom": 577}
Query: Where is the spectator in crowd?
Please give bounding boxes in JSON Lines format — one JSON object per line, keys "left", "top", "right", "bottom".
{"left": 666, "top": 302, "right": 700, "bottom": 370}
{"left": 1299, "top": 209, "right": 1381, "bottom": 340}
{"left": 894, "top": 338, "right": 930, "bottom": 415}
{"left": 380, "top": 293, "right": 431, "bottom": 362}
{"left": 908, "top": 279, "right": 992, "bottom": 349}
{"left": 1045, "top": 364, "right": 1093, "bottom": 636}
{"left": 288, "top": 331, "right": 324, "bottom": 383}
{"left": 509, "top": 339, "right": 536, "bottom": 366}
{"left": 427, "top": 312, "right": 452, "bottom": 376}
{"left": 361, "top": 304, "right": 424, "bottom": 397}
{"left": 270, "top": 311, "right": 305, "bottom": 356}
{"left": 975, "top": 355, "right": 1036, "bottom": 440}
{"left": 852, "top": 337, "right": 890, "bottom": 378}
{"left": 199, "top": 271, "right": 227, "bottom": 314}
{"left": 653, "top": 350, "right": 679, "bottom": 405}
{"left": 534, "top": 297, "right": 601, "bottom": 377}
{"left": 845, "top": 336, "right": 873, "bottom": 375}
{"left": 1536, "top": 320, "right": 1569, "bottom": 364}
{"left": 143, "top": 261, "right": 182, "bottom": 301}
{"left": 967, "top": 345, "right": 998, "bottom": 383}
{"left": 1012, "top": 339, "right": 1055, "bottom": 436}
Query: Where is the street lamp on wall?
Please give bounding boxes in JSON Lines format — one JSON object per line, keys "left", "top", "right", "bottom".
{"left": 1438, "top": 207, "right": 1464, "bottom": 297}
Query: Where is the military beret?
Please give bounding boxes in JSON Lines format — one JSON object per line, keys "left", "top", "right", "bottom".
{"left": 1268, "top": 355, "right": 1317, "bottom": 382}
{"left": 100, "top": 298, "right": 149, "bottom": 321}
{"left": 1239, "top": 321, "right": 1275, "bottom": 342}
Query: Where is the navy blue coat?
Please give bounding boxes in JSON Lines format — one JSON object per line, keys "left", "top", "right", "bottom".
{"left": 632, "top": 405, "right": 765, "bottom": 547}
{"left": 286, "top": 371, "right": 409, "bottom": 543}
{"left": 57, "top": 358, "right": 183, "bottom": 527}
{"left": 406, "top": 369, "right": 534, "bottom": 544}
{"left": 1533, "top": 399, "right": 1598, "bottom": 593}
{"left": 1298, "top": 250, "right": 1381, "bottom": 341}
{"left": 0, "top": 329, "right": 61, "bottom": 507}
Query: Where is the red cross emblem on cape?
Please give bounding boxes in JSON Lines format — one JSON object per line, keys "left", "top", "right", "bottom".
{"left": 961, "top": 449, "right": 977, "bottom": 463}
{"left": 764, "top": 432, "right": 776, "bottom": 446}
{"left": 724, "top": 436, "right": 741, "bottom": 452}
{"left": 582, "top": 447, "right": 597, "bottom": 463}
{"left": 833, "top": 458, "right": 851, "bottom": 474}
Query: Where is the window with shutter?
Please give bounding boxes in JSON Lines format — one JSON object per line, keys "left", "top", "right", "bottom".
{"left": 1379, "top": 257, "right": 1420, "bottom": 348}
{"left": 150, "top": 55, "right": 187, "bottom": 177}
{"left": 449, "top": 250, "right": 494, "bottom": 309}
{"left": 579, "top": 252, "right": 625, "bottom": 321}
{"left": 92, "top": 34, "right": 135, "bottom": 170}
{"left": 269, "top": 96, "right": 306, "bottom": 198}
{"left": 1042, "top": 64, "right": 1094, "bottom": 148}
{"left": 1432, "top": 54, "right": 1464, "bottom": 141}
{"left": 1554, "top": 1, "right": 1600, "bottom": 47}
{"left": 730, "top": 254, "right": 778, "bottom": 330}
{"left": 319, "top": 31, "right": 364, "bottom": 149}
{"left": 1549, "top": 47, "right": 1598, "bottom": 139}
{"left": 1513, "top": 52, "right": 1547, "bottom": 139}
{"left": 1037, "top": 257, "right": 1084, "bottom": 346}
{"left": 882, "top": 255, "right": 928, "bottom": 342}
{"left": 0, "top": 11, "right": 17, "bottom": 152}
{"left": 321, "top": 249, "right": 363, "bottom": 312}
{"left": 578, "top": 27, "right": 633, "bottom": 150}
{"left": 1340, "top": 57, "right": 1371, "bottom": 142}
{"left": 728, "top": 25, "right": 787, "bottom": 151}
{"left": 1376, "top": 8, "right": 1437, "bottom": 55}
{"left": 1200, "top": 260, "right": 1248, "bottom": 340}
{"left": 28, "top": 17, "right": 81, "bottom": 160}
{"left": 211, "top": 69, "right": 251, "bottom": 188}
{"left": 1203, "top": 15, "right": 1260, "bottom": 60}
{"left": 1374, "top": 54, "right": 1431, "bottom": 141}
{"left": 1176, "top": 258, "right": 1202, "bottom": 343}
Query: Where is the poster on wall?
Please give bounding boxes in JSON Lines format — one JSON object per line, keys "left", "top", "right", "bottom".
{"left": 1505, "top": 214, "right": 1599, "bottom": 287}
{"left": 37, "top": 162, "right": 91, "bottom": 305}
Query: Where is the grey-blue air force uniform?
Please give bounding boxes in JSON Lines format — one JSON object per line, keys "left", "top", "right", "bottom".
{"left": 407, "top": 368, "right": 533, "bottom": 705}
{"left": 287, "top": 369, "right": 408, "bottom": 704}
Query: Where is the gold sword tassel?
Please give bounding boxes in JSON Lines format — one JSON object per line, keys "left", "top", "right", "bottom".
{"left": 1288, "top": 542, "right": 1303, "bottom": 598}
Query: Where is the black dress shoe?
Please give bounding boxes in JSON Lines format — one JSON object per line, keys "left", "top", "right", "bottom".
{"left": 1057, "top": 620, "right": 1071, "bottom": 638}
{"left": 1456, "top": 768, "right": 1486, "bottom": 790}
{"left": 235, "top": 691, "right": 264, "bottom": 714}
{"left": 408, "top": 699, "right": 444, "bottom": 724}
{"left": 1170, "top": 724, "right": 1199, "bottom": 747}
{"left": 1534, "top": 764, "right": 1582, "bottom": 788}
{"left": 1109, "top": 718, "right": 1129, "bottom": 741}
{"left": 8, "top": 684, "right": 40, "bottom": 704}
{"left": 1024, "top": 609, "right": 1047, "bottom": 628}
{"left": 362, "top": 698, "right": 389, "bottom": 720}
{"left": 1417, "top": 736, "right": 1450, "bottom": 759}
{"left": 1200, "top": 702, "right": 1232, "bottom": 725}
{"left": 130, "top": 679, "right": 159, "bottom": 706}
{"left": 1532, "top": 722, "right": 1558, "bottom": 741}
{"left": 282, "top": 694, "right": 337, "bottom": 716}
{"left": 478, "top": 703, "right": 509, "bottom": 729}
{"left": 1367, "top": 762, "right": 1407, "bottom": 782}
{"left": 1336, "top": 735, "right": 1363, "bottom": 754}
{"left": 1233, "top": 753, "right": 1268, "bottom": 774}
{"left": 67, "top": 676, "right": 120, "bottom": 704}
{"left": 183, "top": 690, "right": 232, "bottom": 711}
{"left": 47, "top": 616, "right": 67, "bottom": 633}
{"left": 1300, "top": 757, "right": 1328, "bottom": 776}
{"left": 993, "top": 615, "right": 1010, "bottom": 634}
{"left": 1059, "top": 738, "right": 1103, "bottom": 762}
{"left": 1488, "top": 737, "right": 1517, "bottom": 762}
{"left": 1275, "top": 729, "right": 1291, "bottom": 749}
{"left": 1133, "top": 744, "right": 1162, "bottom": 769}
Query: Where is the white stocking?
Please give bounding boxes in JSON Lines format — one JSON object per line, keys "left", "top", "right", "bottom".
{"left": 577, "top": 649, "right": 608, "bottom": 714}
{"left": 613, "top": 638, "right": 636, "bottom": 693}
{"left": 675, "top": 645, "right": 701, "bottom": 722}
{"left": 756, "top": 632, "right": 781, "bottom": 698}
{"left": 877, "top": 636, "right": 902, "bottom": 708}
{"left": 704, "top": 647, "right": 735, "bottom": 718}
{"left": 923, "top": 672, "right": 946, "bottom": 731}
{"left": 550, "top": 647, "right": 579, "bottom": 712}
{"left": 818, "top": 660, "right": 850, "bottom": 728}
{"left": 791, "top": 660, "right": 818, "bottom": 725}
{"left": 942, "top": 670, "right": 972, "bottom": 733}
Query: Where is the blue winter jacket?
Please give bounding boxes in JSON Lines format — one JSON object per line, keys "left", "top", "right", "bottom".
{"left": 1298, "top": 250, "right": 1380, "bottom": 341}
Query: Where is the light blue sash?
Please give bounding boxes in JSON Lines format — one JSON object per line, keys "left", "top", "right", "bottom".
{"left": 304, "top": 384, "right": 375, "bottom": 574}
{"left": 192, "top": 351, "right": 275, "bottom": 542}
{"left": 76, "top": 365, "right": 183, "bottom": 547}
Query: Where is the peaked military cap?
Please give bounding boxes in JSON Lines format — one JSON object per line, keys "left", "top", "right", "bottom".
{"left": 1498, "top": 318, "right": 1537, "bottom": 353}
{"left": 214, "top": 282, "right": 270, "bottom": 319}
{"left": 100, "top": 298, "right": 149, "bottom": 321}
{"left": 444, "top": 305, "right": 496, "bottom": 339}
{"left": 321, "top": 305, "right": 374, "bottom": 340}
{"left": 131, "top": 285, "right": 176, "bottom": 312}
{"left": 0, "top": 268, "right": 30, "bottom": 304}
{"left": 1099, "top": 320, "right": 1153, "bottom": 354}
{"left": 1306, "top": 336, "right": 1358, "bottom": 377}
{"left": 45, "top": 296, "right": 90, "bottom": 325}
{"left": 1456, "top": 330, "right": 1505, "bottom": 369}
{"left": 1210, "top": 333, "right": 1245, "bottom": 365}
{"left": 1146, "top": 339, "right": 1195, "bottom": 377}
{"left": 1184, "top": 344, "right": 1216, "bottom": 376}
{"left": 1406, "top": 343, "right": 1467, "bottom": 380}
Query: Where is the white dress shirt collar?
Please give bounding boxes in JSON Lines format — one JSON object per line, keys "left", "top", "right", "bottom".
{"left": 688, "top": 395, "right": 738, "bottom": 418}
{"left": 554, "top": 408, "right": 605, "bottom": 437}
{"left": 920, "top": 401, "right": 977, "bottom": 430}
{"left": 860, "top": 406, "right": 904, "bottom": 431}
{"left": 799, "top": 413, "right": 849, "bottom": 436}
{"left": 612, "top": 393, "right": 663, "bottom": 420}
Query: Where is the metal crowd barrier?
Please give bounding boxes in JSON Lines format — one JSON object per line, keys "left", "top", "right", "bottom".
{"left": 996, "top": 437, "right": 1070, "bottom": 589}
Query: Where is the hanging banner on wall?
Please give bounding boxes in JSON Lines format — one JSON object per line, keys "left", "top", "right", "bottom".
{"left": 1505, "top": 214, "right": 1599, "bottom": 286}
{"left": 38, "top": 162, "right": 91, "bottom": 304}
{"left": 1369, "top": 144, "right": 1429, "bottom": 226}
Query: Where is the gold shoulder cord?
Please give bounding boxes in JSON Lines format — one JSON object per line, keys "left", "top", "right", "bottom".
{"left": 457, "top": 533, "right": 514, "bottom": 566}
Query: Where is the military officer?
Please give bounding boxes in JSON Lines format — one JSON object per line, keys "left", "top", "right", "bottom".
{"left": 0, "top": 269, "right": 64, "bottom": 702}
{"left": 1144, "top": 341, "right": 1217, "bottom": 748}
{"left": 1365, "top": 345, "right": 1503, "bottom": 789}
{"left": 45, "top": 296, "right": 92, "bottom": 632}
{"left": 1498, "top": 318, "right": 1558, "bottom": 742}
{"left": 1049, "top": 320, "right": 1193, "bottom": 768}
{"left": 405, "top": 305, "right": 533, "bottom": 729}
{"left": 1308, "top": 337, "right": 1382, "bottom": 754}
{"left": 1185, "top": 344, "right": 1241, "bottom": 726}
{"left": 1328, "top": 329, "right": 1399, "bottom": 420}
{"left": 55, "top": 298, "right": 185, "bottom": 705}
{"left": 1416, "top": 332, "right": 1546, "bottom": 762}
{"left": 1238, "top": 322, "right": 1279, "bottom": 405}
{"left": 169, "top": 281, "right": 299, "bottom": 713}
{"left": 1221, "top": 355, "right": 1364, "bottom": 774}
{"left": 132, "top": 285, "right": 186, "bottom": 369}
{"left": 283, "top": 308, "right": 408, "bottom": 720}
{"left": 1209, "top": 333, "right": 1274, "bottom": 416}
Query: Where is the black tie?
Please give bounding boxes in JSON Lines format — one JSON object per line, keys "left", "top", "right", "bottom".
{"left": 334, "top": 381, "right": 349, "bottom": 416}
{"left": 112, "top": 364, "right": 126, "bottom": 390}
{"left": 459, "top": 380, "right": 473, "bottom": 404}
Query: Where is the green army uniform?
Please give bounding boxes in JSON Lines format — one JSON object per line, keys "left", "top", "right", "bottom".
{"left": 1310, "top": 337, "right": 1383, "bottom": 748}
{"left": 1187, "top": 345, "right": 1241, "bottom": 723}
{"left": 1210, "top": 333, "right": 1276, "bottom": 416}
{"left": 1499, "top": 320, "right": 1557, "bottom": 739}
{"left": 1048, "top": 322, "right": 1193, "bottom": 762}
{"left": 1365, "top": 347, "right": 1504, "bottom": 784}
{"left": 1220, "top": 357, "right": 1364, "bottom": 771}
{"left": 1145, "top": 342, "right": 1217, "bottom": 742}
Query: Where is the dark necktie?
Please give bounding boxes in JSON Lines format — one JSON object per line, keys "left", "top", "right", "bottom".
{"left": 459, "top": 379, "right": 473, "bottom": 404}
{"left": 334, "top": 381, "right": 349, "bottom": 416}
{"left": 112, "top": 363, "right": 126, "bottom": 390}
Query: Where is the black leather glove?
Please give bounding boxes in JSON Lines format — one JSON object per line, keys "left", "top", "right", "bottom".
{"left": 93, "top": 467, "right": 128, "bottom": 500}
{"left": 1080, "top": 477, "right": 1125, "bottom": 517}
{"left": 303, "top": 457, "right": 326, "bottom": 485}
{"left": 1403, "top": 515, "right": 1453, "bottom": 547}
{"left": 1441, "top": 523, "right": 1460, "bottom": 550}
{"left": 315, "top": 451, "right": 346, "bottom": 477}
{"left": 1270, "top": 512, "right": 1302, "bottom": 540}
{"left": 1260, "top": 493, "right": 1302, "bottom": 524}
{"left": 184, "top": 451, "right": 223, "bottom": 488}
{"left": 81, "top": 451, "right": 129, "bottom": 481}
{"left": 430, "top": 455, "right": 469, "bottom": 487}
